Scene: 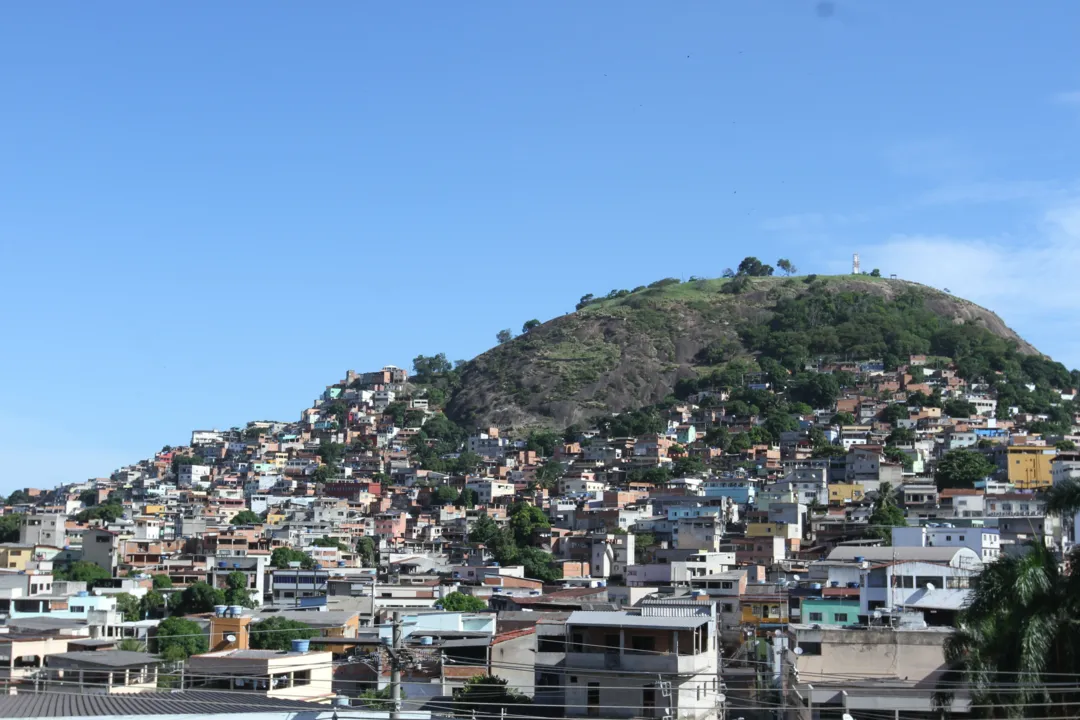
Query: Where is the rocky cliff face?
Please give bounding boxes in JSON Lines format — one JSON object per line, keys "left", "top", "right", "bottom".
{"left": 445, "top": 275, "right": 1037, "bottom": 430}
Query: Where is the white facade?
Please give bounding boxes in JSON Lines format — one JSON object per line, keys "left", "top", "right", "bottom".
{"left": 892, "top": 526, "right": 1001, "bottom": 563}
{"left": 465, "top": 479, "right": 516, "bottom": 505}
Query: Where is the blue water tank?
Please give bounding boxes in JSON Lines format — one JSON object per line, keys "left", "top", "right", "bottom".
{"left": 810, "top": 583, "right": 823, "bottom": 590}
{"left": 291, "top": 639, "right": 310, "bottom": 653}
{"left": 854, "top": 556, "right": 865, "bottom": 563}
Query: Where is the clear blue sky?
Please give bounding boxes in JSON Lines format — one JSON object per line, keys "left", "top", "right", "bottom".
{"left": 3, "top": 2, "right": 1080, "bottom": 490}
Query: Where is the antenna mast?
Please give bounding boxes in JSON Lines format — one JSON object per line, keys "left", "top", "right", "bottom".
{"left": 852, "top": 253, "right": 861, "bottom": 274}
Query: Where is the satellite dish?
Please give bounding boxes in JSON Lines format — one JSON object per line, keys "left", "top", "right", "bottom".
{"left": 926, "top": 583, "right": 935, "bottom": 591}
{"left": 225, "top": 634, "right": 237, "bottom": 643}
{"left": 792, "top": 574, "right": 800, "bottom": 581}
{"left": 793, "top": 647, "right": 804, "bottom": 655}
{"left": 872, "top": 610, "right": 883, "bottom": 619}
{"left": 843, "top": 715, "right": 856, "bottom": 720}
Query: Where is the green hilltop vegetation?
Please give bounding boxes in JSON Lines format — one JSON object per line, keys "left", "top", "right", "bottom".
{"left": 428, "top": 258, "right": 1073, "bottom": 432}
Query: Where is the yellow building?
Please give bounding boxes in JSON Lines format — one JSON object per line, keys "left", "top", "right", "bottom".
{"left": 0, "top": 545, "right": 32, "bottom": 570}
{"left": 143, "top": 504, "right": 166, "bottom": 516}
{"left": 989, "top": 445, "right": 1055, "bottom": 490}
{"left": 747, "top": 522, "right": 800, "bottom": 539}
{"left": 740, "top": 588, "right": 789, "bottom": 634}
{"left": 828, "top": 483, "right": 865, "bottom": 505}
{"left": 266, "top": 510, "right": 286, "bottom": 525}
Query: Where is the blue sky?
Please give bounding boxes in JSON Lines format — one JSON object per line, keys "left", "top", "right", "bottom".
{"left": 3, "top": 1, "right": 1080, "bottom": 490}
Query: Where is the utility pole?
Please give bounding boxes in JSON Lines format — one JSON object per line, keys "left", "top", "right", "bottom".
{"left": 390, "top": 611, "right": 402, "bottom": 720}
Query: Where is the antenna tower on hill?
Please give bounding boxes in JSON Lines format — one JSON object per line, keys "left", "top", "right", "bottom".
{"left": 852, "top": 252, "right": 861, "bottom": 274}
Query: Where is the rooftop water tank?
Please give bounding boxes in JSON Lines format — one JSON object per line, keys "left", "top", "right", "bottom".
{"left": 853, "top": 556, "right": 865, "bottom": 563}
{"left": 214, "top": 605, "right": 227, "bottom": 617}
{"left": 228, "top": 605, "right": 244, "bottom": 617}
{"left": 419, "top": 636, "right": 434, "bottom": 646}
{"left": 77, "top": 591, "right": 89, "bottom": 598}
{"left": 291, "top": 639, "right": 310, "bottom": 653}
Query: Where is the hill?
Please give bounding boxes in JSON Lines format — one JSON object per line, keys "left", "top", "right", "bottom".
{"left": 444, "top": 274, "right": 1048, "bottom": 430}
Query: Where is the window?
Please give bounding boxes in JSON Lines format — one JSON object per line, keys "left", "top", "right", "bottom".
{"left": 797, "top": 642, "right": 822, "bottom": 655}
{"left": 642, "top": 685, "right": 656, "bottom": 711}
{"left": 959, "top": 535, "right": 965, "bottom": 541}
{"left": 834, "top": 613, "right": 849, "bottom": 622}
{"left": 808, "top": 612, "right": 823, "bottom": 622}
{"left": 630, "top": 635, "right": 655, "bottom": 653}
{"left": 721, "top": 581, "right": 733, "bottom": 590}
{"left": 722, "top": 603, "right": 734, "bottom": 613}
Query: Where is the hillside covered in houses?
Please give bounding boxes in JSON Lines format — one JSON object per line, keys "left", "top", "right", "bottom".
{"left": 2, "top": 262, "right": 1080, "bottom": 718}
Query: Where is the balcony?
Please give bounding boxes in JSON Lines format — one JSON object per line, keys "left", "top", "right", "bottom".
{"left": 562, "top": 651, "right": 713, "bottom": 675}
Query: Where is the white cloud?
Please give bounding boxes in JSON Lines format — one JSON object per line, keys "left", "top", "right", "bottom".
{"left": 861, "top": 196, "right": 1080, "bottom": 368}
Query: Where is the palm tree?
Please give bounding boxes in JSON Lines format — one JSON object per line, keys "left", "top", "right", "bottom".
{"left": 1045, "top": 477, "right": 1080, "bottom": 518}
{"left": 936, "top": 542, "right": 1080, "bottom": 718}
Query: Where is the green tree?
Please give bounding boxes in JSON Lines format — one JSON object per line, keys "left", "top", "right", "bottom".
{"left": 830, "top": 412, "right": 856, "bottom": 426}
{"left": 75, "top": 503, "right": 125, "bottom": 523}
{"left": 519, "top": 547, "right": 562, "bottom": 582}
{"left": 673, "top": 455, "right": 706, "bottom": 477}
{"left": 867, "top": 482, "right": 907, "bottom": 543}
{"left": 356, "top": 537, "right": 377, "bottom": 568}
{"left": 174, "top": 581, "right": 226, "bottom": 615}
{"left": 935, "top": 449, "right": 996, "bottom": 490}
{"left": 633, "top": 532, "right": 657, "bottom": 563}
{"left": 736, "top": 256, "right": 774, "bottom": 277}
{"left": 522, "top": 319, "right": 541, "bottom": 333}
{"left": 6, "top": 490, "right": 30, "bottom": 506}
{"left": 1056, "top": 440, "right": 1077, "bottom": 451}
{"left": 312, "top": 536, "right": 349, "bottom": 551}
{"left": 886, "top": 427, "right": 916, "bottom": 446}
{"left": 0, "top": 514, "right": 21, "bottom": 543}
{"left": 152, "top": 574, "right": 173, "bottom": 590}
{"left": 453, "top": 673, "right": 532, "bottom": 718}
{"left": 271, "top": 547, "right": 315, "bottom": 570}
{"left": 318, "top": 441, "right": 345, "bottom": 465}
{"left": 439, "top": 591, "right": 488, "bottom": 612}
{"left": 224, "top": 572, "right": 255, "bottom": 608}
{"left": 457, "top": 488, "right": 479, "bottom": 508}
{"left": 870, "top": 268, "right": 881, "bottom": 277}
{"left": 154, "top": 616, "right": 208, "bottom": 660}
{"left": 469, "top": 514, "right": 501, "bottom": 545}
{"left": 359, "top": 686, "right": 406, "bottom": 711}
{"left": 140, "top": 590, "right": 167, "bottom": 619}
{"left": 704, "top": 427, "right": 731, "bottom": 451}
{"left": 776, "top": 258, "right": 797, "bottom": 276}
{"left": 943, "top": 399, "right": 976, "bottom": 418}
{"left": 881, "top": 403, "right": 909, "bottom": 424}
{"left": 936, "top": 543, "right": 1080, "bottom": 717}
{"left": 534, "top": 460, "right": 564, "bottom": 489}
{"left": 508, "top": 504, "right": 550, "bottom": 545}
{"left": 249, "top": 616, "right": 317, "bottom": 651}
{"left": 729, "top": 432, "right": 752, "bottom": 453}
{"left": 230, "top": 510, "right": 262, "bottom": 525}
{"left": 79, "top": 489, "right": 99, "bottom": 506}
{"left": 788, "top": 373, "right": 840, "bottom": 409}
{"left": 113, "top": 593, "right": 141, "bottom": 621}
{"left": 496, "top": 329, "right": 513, "bottom": 344}
{"left": 412, "top": 353, "right": 453, "bottom": 383}
{"left": 526, "top": 431, "right": 562, "bottom": 457}
{"left": 433, "top": 485, "right": 458, "bottom": 505}
{"left": 53, "top": 561, "right": 111, "bottom": 586}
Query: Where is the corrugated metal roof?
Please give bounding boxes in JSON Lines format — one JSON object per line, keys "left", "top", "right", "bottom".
{"left": 567, "top": 611, "right": 710, "bottom": 629}
{"left": 0, "top": 690, "right": 325, "bottom": 718}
